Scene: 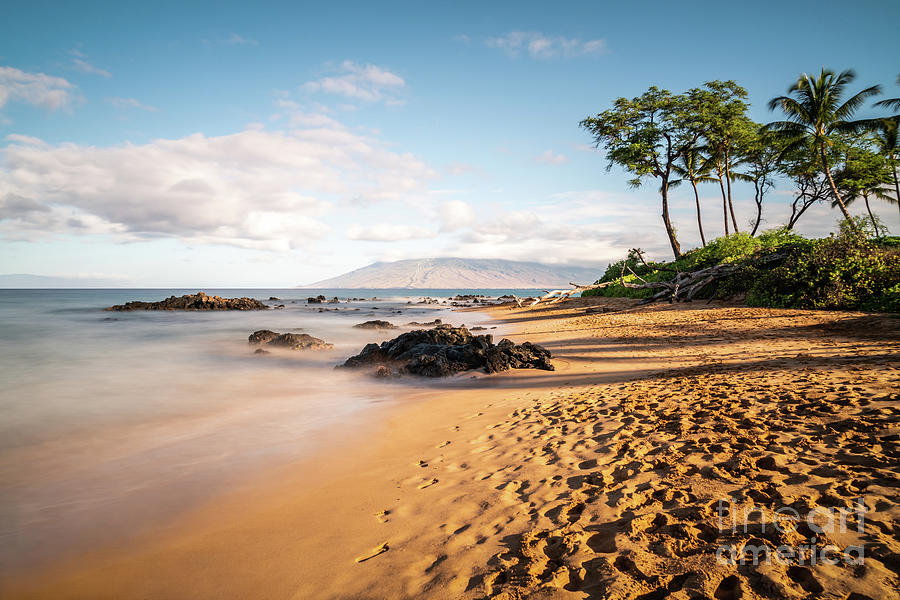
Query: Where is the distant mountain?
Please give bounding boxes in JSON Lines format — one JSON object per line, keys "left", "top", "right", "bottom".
{"left": 0, "top": 274, "right": 128, "bottom": 288}
{"left": 302, "top": 258, "right": 601, "bottom": 289}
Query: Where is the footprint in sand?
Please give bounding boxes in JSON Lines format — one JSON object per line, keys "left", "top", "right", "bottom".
{"left": 713, "top": 574, "right": 741, "bottom": 600}
{"left": 585, "top": 522, "right": 618, "bottom": 553}
{"left": 786, "top": 565, "right": 824, "bottom": 594}
{"left": 418, "top": 478, "right": 438, "bottom": 489}
{"left": 416, "top": 460, "right": 428, "bottom": 468}
{"left": 355, "top": 542, "right": 389, "bottom": 563}
{"left": 437, "top": 441, "right": 451, "bottom": 448}
{"left": 374, "top": 510, "right": 390, "bottom": 523}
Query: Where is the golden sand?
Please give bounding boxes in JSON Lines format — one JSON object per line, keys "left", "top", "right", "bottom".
{"left": 3, "top": 298, "right": 899, "bottom": 599}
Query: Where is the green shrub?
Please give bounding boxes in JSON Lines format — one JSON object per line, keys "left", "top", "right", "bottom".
{"left": 746, "top": 235, "right": 900, "bottom": 311}
{"left": 584, "top": 228, "right": 900, "bottom": 312}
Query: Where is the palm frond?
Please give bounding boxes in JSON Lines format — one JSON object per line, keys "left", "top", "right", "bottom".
{"left": 768, "top": 96, "right": 811, "bottom": 124}
{"left": 875, "top": 98, "right": 900, "bottom": 112}
{"left": 762, "top": 120, "right": 806, "bottom": 134}
{"left": 833, "top": 84, "right": 882, "bottom": 121}
{"left": 832, "top": 118, "right": 882, "bottom": 135}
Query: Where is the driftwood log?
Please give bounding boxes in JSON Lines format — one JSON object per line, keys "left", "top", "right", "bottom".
{"left": 527, "top": 282, "right": 618, "bottom": 307}
{"left": 505, "top": 282, "right": 617, "bottom": 309}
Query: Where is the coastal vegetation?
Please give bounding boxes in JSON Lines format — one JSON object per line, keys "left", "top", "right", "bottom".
{"left": 583, "top": 224, "right": 900, "bottom": 311}
{"left": 581, "top": 69, "right": 900, "bottom": 311}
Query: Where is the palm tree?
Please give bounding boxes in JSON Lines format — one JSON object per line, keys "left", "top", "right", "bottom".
{"left": 673, "top": 148, "right": 716, "bottom": 246}
{"left": 872, "top": 117, "right": 900, "bottom": 220}
{"left": 767, "top": 69, "right": 881, "bottom": 229}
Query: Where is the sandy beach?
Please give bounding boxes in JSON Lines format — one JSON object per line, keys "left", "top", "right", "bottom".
{"left": 3, "top": 298, "right": 899, "bottom": 600}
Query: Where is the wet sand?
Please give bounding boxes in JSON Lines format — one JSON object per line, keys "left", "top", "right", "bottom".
{"left": 3, "top": 298, "right": 899, "bottom": 599}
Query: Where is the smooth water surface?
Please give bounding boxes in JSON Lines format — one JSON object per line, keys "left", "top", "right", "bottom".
{"left": 0, "top": 288, "right": 535, "bottom": 573}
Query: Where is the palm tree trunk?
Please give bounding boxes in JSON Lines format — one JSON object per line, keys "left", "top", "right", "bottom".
{"left": 863, "top": 193, "right": 879, "bottom": 237}
{"left": 820, "top": 142, "right": 857, "bottom": 230}
{"left": 892, "top": 159, "right": 900, "bottom": 221}
{"left": 724, "top": 147, "right": 739, "bottom": 232}
{"left": 661, "top": 178, "right": 681, "bottom": 259}
{"left": 691, "top": 180, "right": 706, "bottom": 246}
{"left": 718, "top": 175, "right": 729, "bottom": 235}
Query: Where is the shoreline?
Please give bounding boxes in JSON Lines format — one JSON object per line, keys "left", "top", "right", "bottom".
{"left": 3, "top": 298, "right": 899, "bottom": 599}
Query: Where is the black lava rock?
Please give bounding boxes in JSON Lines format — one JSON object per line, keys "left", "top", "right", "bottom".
{"left": 341, "top": 326, "right": 552, "bottom": 377}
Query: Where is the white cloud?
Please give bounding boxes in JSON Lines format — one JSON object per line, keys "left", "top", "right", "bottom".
{"left": 4, "top": 134, "right": 47, "bottom": 146}
{"left": 72, "top": 57, "right": 111, "bottom": 78}
{"left": 0, "top": 121, "right": 435, "bottom": 250}
{"left": 0, "top": 66, "right": 76, "bottom": 111}
{"left": 279, "top": 105, "right": 344, "bottom": 129}
{"left": 106, "top": 97, "right": 158, "bottom": 112}
{"left": 536, "top": 149, "right": 569, "bottom": 165}
{"left": 438, "top": 200, "right": 476, "bottom": 231}
{"left": 486, "top": 32, "right": 607, "bottom": 59}
{"left": 302, "top": 61, "right": 406, "bottom": 105}
{"left": 346, "top": 223, "right": 436, "bottom": 241}
{"left": 225, "top": 33, "right": 258, "bottom": 46}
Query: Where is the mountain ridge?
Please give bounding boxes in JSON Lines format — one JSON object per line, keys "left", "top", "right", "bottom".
{"left": 301, "top": 258, "right": 602, "bottom": 289}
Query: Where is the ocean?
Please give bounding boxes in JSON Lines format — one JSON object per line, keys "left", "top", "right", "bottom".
{"left": 0, "top": 288, "right": 539, "bottom": 575}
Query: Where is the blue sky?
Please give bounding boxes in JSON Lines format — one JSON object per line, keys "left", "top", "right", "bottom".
{"left": 1, "top": 0, "right": 898, "bottom": 286}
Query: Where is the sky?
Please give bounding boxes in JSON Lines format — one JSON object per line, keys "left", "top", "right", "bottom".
{"left": 1, "top": 0, "right": 898, "bottom": 287}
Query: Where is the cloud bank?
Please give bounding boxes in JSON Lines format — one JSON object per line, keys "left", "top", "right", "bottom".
{"left": 0, "top": 121, "right": 435, "bottom": 251}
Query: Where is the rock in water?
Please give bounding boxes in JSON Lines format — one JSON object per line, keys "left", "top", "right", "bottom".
{"left": 106, "top": 292, "right": 267, "bottom": 311}
{"left": 353, "top": 320, "right": 399, "bottom": 330}
{"left": 341, "top": 326, "right": 552, "bottom": 377}
{"left": 406, "top": 319, "right": 443, "bottom": 327}
{"left": 248, "top": 330, "right": 280, "bottom": 345}
{"left": 248, "top": 330, "right": 333, "bottom": 351}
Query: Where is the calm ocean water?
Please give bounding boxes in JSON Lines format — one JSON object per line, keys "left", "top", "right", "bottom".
{"left": 0, "top": 288, "right": 538, "bottom": 573}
